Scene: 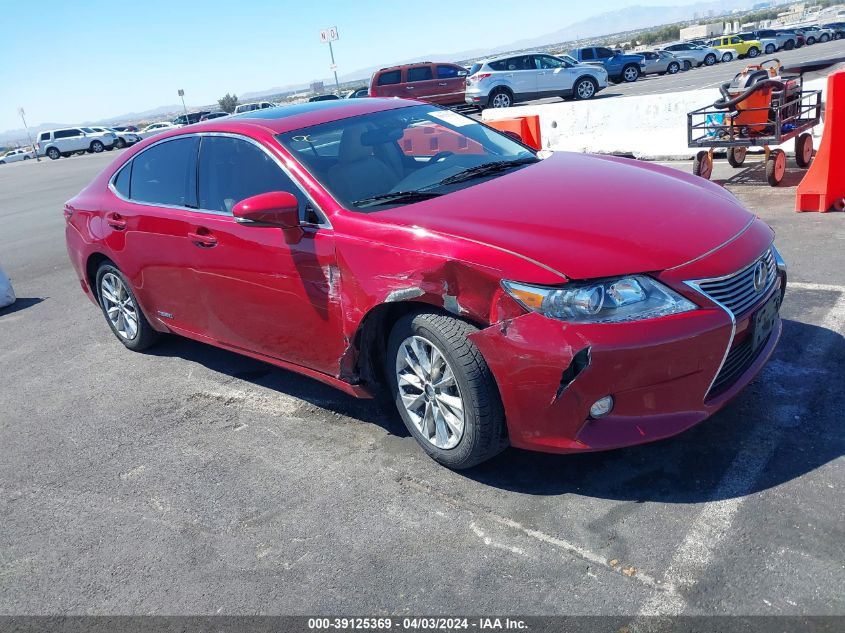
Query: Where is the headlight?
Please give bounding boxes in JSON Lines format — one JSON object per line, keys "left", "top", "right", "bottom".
{"left": 502, "top": 276, "right": 696, "bottom": 324}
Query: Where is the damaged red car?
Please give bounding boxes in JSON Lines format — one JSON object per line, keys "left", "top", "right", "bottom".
{"left": 65, "top": 99, "right": 786, "bottom": 469}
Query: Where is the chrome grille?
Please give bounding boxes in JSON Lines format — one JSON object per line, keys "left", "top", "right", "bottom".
{"left": 694, "top": 248, "right": 777, "bottom": 317}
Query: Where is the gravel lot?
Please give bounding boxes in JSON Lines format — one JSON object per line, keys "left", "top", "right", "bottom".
{"left": 1, "top": 150, "right": 844, "bottom": 617}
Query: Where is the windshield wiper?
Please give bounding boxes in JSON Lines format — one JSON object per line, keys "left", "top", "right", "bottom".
{"left": 436, "top": 157, "right": 539, "bottom": 186}
{"left": 352, "top": 190, "right": 443, "bottom": 209}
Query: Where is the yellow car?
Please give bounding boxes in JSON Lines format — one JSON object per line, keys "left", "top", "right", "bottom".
{"left": 707, "top": 35, "right": 762, "bottom": 58}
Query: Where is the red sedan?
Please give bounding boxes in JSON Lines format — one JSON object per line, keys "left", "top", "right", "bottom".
{"left": 65, "top": 99, "right": 785, "bottom": 469}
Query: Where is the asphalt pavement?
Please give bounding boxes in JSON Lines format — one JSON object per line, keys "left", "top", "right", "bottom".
{"left": 1, "top": 151, "right": 844, "bottom": 617}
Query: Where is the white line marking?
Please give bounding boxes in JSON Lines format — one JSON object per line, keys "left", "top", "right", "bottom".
{"left": 787, "top": 281, "right": 845, "bottom": 293}
{"left": 636, "top": 289, "right": 845, "bottom": 618}
{"left": 470, "top": 522, "right": 527, "bottom": 557}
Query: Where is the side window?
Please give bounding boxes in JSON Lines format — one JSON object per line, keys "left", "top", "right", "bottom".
{"left": 488, "top": 59, "right": 508, "bottom": 71}
{"left": 377, "top": 70, "right": 401, "bottom": 86}
{"left": 595, "top": 48, "right": 614, "bottom": 59}
{"left": 436, "top": 65, "right": 459, "bottom": 79}
{"left": 113, "top": 162, "right": 132, "bottom": 198}
{"left": 580, "top": 49, "right": 595, "bottom": 60}
{"left": 130, "top": 137, "right": 198, "bottom": 207}
{"left": 39, "top": 132, "right": 49, "bottom": 142}
{"left": 197, "top": 136, "right": 304, "bottom": 215}
{"left": 535, "top": 55, "right": 564, "bottom": 69}
{"left": 407, "top": 66, "right": 433, "bottom": 82}
{"left": 731, "top": 37, "right": 742, "bottom": 44}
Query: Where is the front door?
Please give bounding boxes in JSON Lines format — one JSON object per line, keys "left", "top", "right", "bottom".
{"left": 534, "top": 55, "right": 574, "bottom": 96}
{"left": 434, "top": 64, "right": 469, "bottom": 105}
{"left": 187, "top": 134, "right": 346, "bottom": 374}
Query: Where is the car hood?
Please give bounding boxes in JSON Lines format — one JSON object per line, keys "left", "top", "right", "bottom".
{"left": 376, "top": 152, "right": 756, "bottom": 280}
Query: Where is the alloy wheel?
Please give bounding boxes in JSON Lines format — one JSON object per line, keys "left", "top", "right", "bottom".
{"left": 623, "top": 67, "right": 638, "bottom": 82}
{"left": 100, "top": 272, "right": 139, "bottom": 340}
{"left": 491, "top": 92, "right": 511, "bottom": 108}
{"left": 577, "top": 80, "right": 595, "bottom": 99}
{"left": 395, "top": 335, "right": 465, "bottom": 450}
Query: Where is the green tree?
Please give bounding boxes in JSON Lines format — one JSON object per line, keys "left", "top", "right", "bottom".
{"left": 218, "top": 93, "right": 239, "bottom": 114}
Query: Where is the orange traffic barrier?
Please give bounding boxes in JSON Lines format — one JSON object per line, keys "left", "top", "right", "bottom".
{"left": 796, "top": 70, "right": 845, "bottom": 212}
{"left": 485, "top": 115, "right": 542, "bottom": 150}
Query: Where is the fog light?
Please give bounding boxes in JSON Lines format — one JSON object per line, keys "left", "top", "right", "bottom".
{"left": 589, "top": 396, "right": 614, "bottom": 419}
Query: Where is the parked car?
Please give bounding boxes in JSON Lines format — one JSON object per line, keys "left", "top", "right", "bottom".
{"left": 369, "top": 62, "right": 469, "bottom": 105}
{"left": 173, "top": 111, "right": 212, "bottom": 126}
{"left": 112, "top": 125, "right": 139, "bottom": 133}
{"left": 137, "top": 122, "right": 182, "bottom": 139}
{"left": 568, "top": 46, "right": 645, "bottom": 82}
{"left": 777, "top": 29, "right": 806, "bottom": 47}
{"left": 822, "top": 22, "right": 845, "bottom": 39}
{"left": 233, "top": 101, "right": 276, "bottom": 114}
{"left": 707, "top": 35, "right": 761, "bottom": 58}
{"left": 64, "top": 99, "right": 786, "bottom": 469}
{"left": 87, "top": 126, "right": 141, "bottom": 149}
{"left": 465, "top": 52, "right": 608, "bottom": 108}
{"left": 36, "top": 127, "right": 117, "bottom": 159}
{"left": 0, "top": 147, "right": 35, "bottom": 164}
{"left": 638, "top": 50, "right": 684, "bottom": 76}
{"left": 344, "top": 87, "right": 369, "bottom": 99}
{"left": 749, "top": 28, "right": 797, "bottom": 50}
{"left": 660, "top": 42, "right": 721, "bottom": 66}
{"left": 308, "top": 94, "right": 340, "bottom": 102}
{"left": 735, "top": 32, "right": 779, "bottom": 55}
{"left": 798, "top": 26, "right": 835, "bottom": 44}
{"left": 200, "top": 112, "right": 230, "bottom": 122}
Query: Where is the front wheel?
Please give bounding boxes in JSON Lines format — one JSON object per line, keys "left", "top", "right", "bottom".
{"left": 693, "top": 150, "right": 713, "bottom": 180}
{"left": 806, "top": 37, "right": 816, "bottom": 45}
{"left": 573, "top": 77, "right": 598, "bottom": 100}
{"left": 785, "top": 39, "right": 795, "bottom": 50}
{"left": 766, "top": 149, "right": 786, "bottom": 186}
{"left": 747, "top": 47, "right": 760, "bottom": 58}
{"left": 90, "top": 140, "right": 104, "bottom": 153}
{"left": 116, "top": 138, "right": 126, "bottom": 149}
{"left": 387, "top": 311, "right": 507, "bottom": 470}
{"left": 622, "top": 64, "right": 640, "bottom": 82}
{"left": 705, "top": 53, "right": 717, "bottom": 66}
{"left": 96, "top": 263, "right": 160, "bottom": 351}
{"left": 795, "top": 133, "right": 813, "bottom": 168}
{"left": 820, "top": 34, "right": 830, "bottom": 43}
{"left": 667, "top": 62, "right": 680, "bottom": 74}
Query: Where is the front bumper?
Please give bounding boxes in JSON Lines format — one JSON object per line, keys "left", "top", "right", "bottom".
{"left": 468, "top": 226, "right": 783, "bottom": 454}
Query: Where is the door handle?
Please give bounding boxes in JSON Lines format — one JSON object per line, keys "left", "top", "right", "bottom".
{"left": 106, "top": 212, "right": 126, "bottom": 230}
{"left": 438, "top": 82, "right": 447, "bottom": 86}
{"left": 405, "top": 86, "right": 414, "bottom": 90}
{"left": 188, "top": 230, "right": 218, "bottom": 248}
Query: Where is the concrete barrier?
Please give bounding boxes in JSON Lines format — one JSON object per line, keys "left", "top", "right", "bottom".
{"left": 482, "top": 78, "right": 828, "bottom": 160}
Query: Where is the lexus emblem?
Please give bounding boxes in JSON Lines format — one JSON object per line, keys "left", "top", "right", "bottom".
{"left": 753, "top": 261, "right": 767, "bottom": 292}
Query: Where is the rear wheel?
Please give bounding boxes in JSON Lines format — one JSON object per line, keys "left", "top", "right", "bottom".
{"left": 806, "top": 37, "right": 816, "bottom": 45}
{"left": 727, "top": 146, "right": 747, "bottom": 167}
{"left": 693, "top": 150, "right": 713, "bottom": 180}
{"left": 765, "top": 44, "right": 776, "bottom": 54}
{"left": 785, "top": 39, "right": 795, "bottom": 50}
{"left": 820, "top": 34, "right": 830, "bottom": 43}
{"left": 96, "top": 263, "right": 160, "bottom": 351}
{"left": 795, "top": 133, "right": 813, "bottom": 168}
{"left": 721, "top": 52, "right": 733, "bottom": 62}
{"left": 116, "top": 138, "right": 126, "bottom": 149}
{"left": 46, "top": 147, "right": 60, "bottom": 160}
{"left": 747, "top": 47, "right": 760, "bottom": 58}
{"left": 23, "top": 155, "right": 30, "bottom": 160}
{"left": 387, "top": 311, "right": 507, "bottom": 470}
{"left": 667, "top": 62, "right": 680, "bottom": 74}
{"left": 573, "top": 76, "right": 598, "bottom": 100}
{"left": 488, "top": 88, "right": 512, "bottom": 109}
{"left": 705, "top": 53, "right": 717, "bottom": 65}
{"left": 766, "top": 149, "right": 786, "bottom": 186}
{"left": 622, "top": 64, "right": 640, "bottom": 82}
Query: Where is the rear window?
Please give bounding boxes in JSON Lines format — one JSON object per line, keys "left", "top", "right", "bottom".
{"left": 407, "top": 66, "right": 433, "bottom": 82}
{"left": 377, "top": 70, "right": 401, "bottom": 86}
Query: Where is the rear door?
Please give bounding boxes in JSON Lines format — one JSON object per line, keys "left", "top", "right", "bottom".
{"left": 500, "top": 55, "right": 537, "bottom": 101}
{"left": 434, "top": 64, "right": 468, "bottom": 105}
{"left": 403, "top": 64, "right": 438, "bottom": 102}
{"left": 103, "top": 136, "right": 205, "bottom": 333}
{"left": 373, "top": 69, "right": 404, "bottom": 98}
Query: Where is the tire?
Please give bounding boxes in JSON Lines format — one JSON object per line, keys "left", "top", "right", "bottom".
{"left": 807, "top": 37, "right": 816, "bottom": 45}
{"left": 95, "top": 262, "right": 160, "bottom": 351}
{"left": 683, "top": 60, "right": 693, "bottom": 71}
{"left": 116, "top": 138, "right": 126, "bottom": 149}
{"left": 785, "top": 39, "right": 795, "bottom": 50}
{"left": 386, "top": 311, "right": 507, "bottom": 470}
{"left": 765, "top": 44, "right": 776, "bottom": 54}
{"left": 621, "top": 64, "right": 640, "bottom": 82}
{"left": 820, "top": 34, "right": 830, "bottom": 43}
{"left": 727, "top": 146, "right": 747, "bottom": 167}
{"left": 46, "top": 147, "right": 61, "bottom": 160}
{"left": 572, "top": 76, "right": 598, "bottom": 100}
{"left": 667, "top": 62, "right": 680, "bottom": 74}
{"left": 835, "top": 33, "right": 843, "bottom": 41}
{"left": 693, "top": 150, "right": 713, "bottom": 180}
{"left": 23, "top": 155, "right": 30, "bottom": 160}
{"left": 766, "top": 149, "right": 786, "bottom": 186}
{"left": 721, "top": 53, "right": 733, "bottom": 62}
{"left": 0, "top": 160, "right": 4, "bottom": 165}
{"left": 795, "top": 133, "right": 813, "bottom": 168}
{"left": 704, "top": 53, "right": 717, "bottom": 66}
{"left": 747, "top": 47, "right": 760, "bottom": 58}
{"left": 488, "top": 88, "right": 513, "bottom": 109}
{"left": 90, "top": 140, "right": 104, "bottom": 153}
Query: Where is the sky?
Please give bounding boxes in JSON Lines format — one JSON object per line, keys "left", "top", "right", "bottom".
{"left": 2, "top": 0, "right": 699, "bottom": 132}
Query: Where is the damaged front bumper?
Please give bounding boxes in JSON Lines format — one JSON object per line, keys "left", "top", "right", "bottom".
{"left": 468, "top": 266, "right": 783, "bottom": 455}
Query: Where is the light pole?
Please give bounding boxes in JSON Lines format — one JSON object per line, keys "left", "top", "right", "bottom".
{"left": 178, "top": 89, "right": 188, "bottom": 120}
{"left": 17, "top": 107, "right": 40, "bottom": 162}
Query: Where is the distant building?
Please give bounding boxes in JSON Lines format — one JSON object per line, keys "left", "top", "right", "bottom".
{"left": 680, "top": 22, "right": 724, "bottom": 40}
{"left": 310, "top": 81, "right": 325, "bottom": 94}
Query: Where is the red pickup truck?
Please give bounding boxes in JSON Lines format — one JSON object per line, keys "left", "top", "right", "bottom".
{"left": 369, "top": 62, "right": 469, "bottom": 105}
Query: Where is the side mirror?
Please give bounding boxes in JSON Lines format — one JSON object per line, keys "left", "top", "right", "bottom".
{"left": 232, "top": 191, "right": 299, "bottom": 228}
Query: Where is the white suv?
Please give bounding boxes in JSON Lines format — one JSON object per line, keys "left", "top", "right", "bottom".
{"left": 233, "top": 101, "right": 276, "bottom": 114}
{"left": 465, "top": 52, "right": 608, "bottom": 109}
{"left": 87, "top": 126, "right": 141, "bottom": 149}
{"left": 36, "top": 127, "right": 117, "bottom": 160}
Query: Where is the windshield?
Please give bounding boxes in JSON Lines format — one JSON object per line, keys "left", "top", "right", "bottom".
{"left": 81, "top": 127, "right": 95, "bottom": 133}
{"left": 276, "top": 105, "right": 537, "bottom": 211}
{"left": 557, "top": 54, "right": 579, "bottom": 65}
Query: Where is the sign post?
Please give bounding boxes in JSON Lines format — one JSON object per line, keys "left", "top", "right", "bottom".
{"left": 319, "top": 27, "right": 341, "bottom": 95}
{"left": 17, "top": 107, "right": 39, "bottom": 162}
{"left": 177, "top": 89, "right": 188, "bottom": 120}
